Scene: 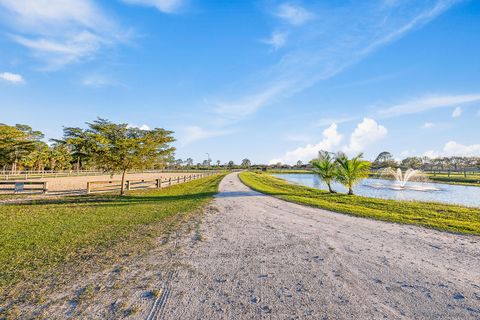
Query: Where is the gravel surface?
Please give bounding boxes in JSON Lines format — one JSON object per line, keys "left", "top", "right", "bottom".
{"left": 15, "top": 172, "right": 480, "bottom": 319}
{"left": 159, "top": 173, "right": 480, "bottom": 319}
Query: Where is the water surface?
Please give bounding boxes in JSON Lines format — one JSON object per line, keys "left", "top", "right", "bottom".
{"left": 273, "top": 174, "right": 480, "bottom": 208}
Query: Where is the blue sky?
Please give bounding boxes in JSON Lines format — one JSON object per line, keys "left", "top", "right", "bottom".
{"left": 1, "top": 0, "right": 479, "bottom": 164}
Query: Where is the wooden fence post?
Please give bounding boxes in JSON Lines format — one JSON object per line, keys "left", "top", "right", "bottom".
{"left": 156, "top": 178, "right": 161, "bottom": 188}
{"left": 87, "top": 182, "right": 91, "bottom": 194}
{"left": 126, "top": 181, "right": 130, "bottom": 191}
{"left": 169, "top": 178, "right": 172, "bottom": 186}
{"left": 43, "top": 182, "right": 48, "bottom": 194}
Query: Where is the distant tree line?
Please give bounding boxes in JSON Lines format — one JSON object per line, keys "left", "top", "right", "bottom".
{"left": 372, "top": 151, "right": 480, "bottom": 176}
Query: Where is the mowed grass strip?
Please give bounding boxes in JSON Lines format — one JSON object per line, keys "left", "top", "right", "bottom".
{"left": 239, "top": 172, "right": 480, "bottom": 235}
{"left": 0, "top": 174, "right": 225, "bottom": 293}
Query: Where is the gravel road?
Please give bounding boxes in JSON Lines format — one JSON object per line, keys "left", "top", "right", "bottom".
{"left": 159, "top": 172, "right": 480, "bottom": 319}
{"left": 16, "top": 172, "right": 480, "bottom": 319}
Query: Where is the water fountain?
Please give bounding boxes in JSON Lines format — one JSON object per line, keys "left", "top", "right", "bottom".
{"left": 372, "top": 168, "right": 441, "bottom": 191}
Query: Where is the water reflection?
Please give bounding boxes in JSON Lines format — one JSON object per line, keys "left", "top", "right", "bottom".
{"left": 273, "top": 174, "right": 480, "bottom": 208}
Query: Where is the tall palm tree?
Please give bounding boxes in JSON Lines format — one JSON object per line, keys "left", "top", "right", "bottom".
{"left": 335, "top": 153, "right": 371, "bottom": 195}
{"left": 311, "top": 151, "right": 337, "bottom": 193}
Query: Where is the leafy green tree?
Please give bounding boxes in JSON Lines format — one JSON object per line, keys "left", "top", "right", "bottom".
{"left": 401, "top": 157, "right": 423, "bottom": 170}
{"left": 63, "top": 118, "right": 175, "bottom": 195}
{"left": 48, "top": 144, "right": 73, "bottom": 170}
{"left": 55, "top": 127, "right": 93, "bottom": 171}
{"left": 21, "top": 143, "right": 49, "bottom": 171}
{"left": 227, "top": 160, "right": 235, "bottom": 169}
{"left": 311, "top": 151, "right": 337, "bottom": 193}
{"left": 241, "top": 158, "right": 251, "bottom": 168}
{"left": 0, "top": 124, "right": 44, "bottom": 172}
{"left": 335, "top": 153, "right": 371, "bottom": 195}
{"left": 373, "top": 151, "right": 397, "bottom": 169}
{"left": 185, "top": 158, "right": 194, "bottom": 167}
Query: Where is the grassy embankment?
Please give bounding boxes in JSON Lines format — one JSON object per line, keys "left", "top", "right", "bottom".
{"left": 239, "top": 172, "right": 480, "bottom": 235}
{"left": 426, "top": 173, "right": 480, "bottom": 186}
{"left": 0, "top": 173, "right": 225, "bottom": 302}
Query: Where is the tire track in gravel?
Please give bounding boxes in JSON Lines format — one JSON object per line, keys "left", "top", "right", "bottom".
{"left": 146, "top": 270, "right": 176, "bottom": 320}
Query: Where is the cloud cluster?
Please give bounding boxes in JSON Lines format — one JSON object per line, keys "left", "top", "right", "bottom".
{"left": 0, "top": 71, "right": 24, "bottom": 84}
{"left": 269, "top": 123, "right": 342, "bottom": 164}
{"left": 127, "top": 123, "right": 151, "bottom": 130}
{"left": 262, "top": 31, "right": 288, "bottom": 50}
{"left": 344, "top": 118, "right": 388, "bottom": 154}
{"left": 0, "top": 0, "right": 124, "bottom": 69}
{"left": 270, "top": 118, "right": 387, "bottom": 164}
{"left": 378, "top": 94, "right": 480, "bottom": 118}
{"left": 122, "top": 0, "right": 183, "bottom": 13}
{"left": 425, "top": 141, "right": 480, "bottom": 158}
{"left": 451, "top": 106, "right": 462, "bottom": 118}
{"left": 274, "top": 3, "right": 314, "bottom": 25}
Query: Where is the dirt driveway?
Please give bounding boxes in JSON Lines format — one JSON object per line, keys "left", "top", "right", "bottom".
{"left": 20, "top": 172, "right": 480, "bottom": 319}
{"left": 158, "top": 173, "right": 480, "bottom": 319}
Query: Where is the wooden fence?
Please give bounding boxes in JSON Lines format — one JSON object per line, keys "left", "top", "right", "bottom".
{"left": 86, "top": 173, "right": 214, "bottom": 194}
{"left": 0, "top": 181, "right": 48, "bottom": 194}
{"left": 0, "top": 169, "right": 222, "bottom": 181}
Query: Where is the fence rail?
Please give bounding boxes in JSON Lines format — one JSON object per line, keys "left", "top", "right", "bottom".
{"left": 86, "top": 173, "right": 214, "bottom": 194}
{"left": 0, "top": 169, "right": 223, "bottom": 181}
{"left": 0, "top": 181, "right": 48, "bottom": 194}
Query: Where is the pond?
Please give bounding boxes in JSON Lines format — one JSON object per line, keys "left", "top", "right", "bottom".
{"left": 273, "top": 174, "right": 480, "bottom": 208}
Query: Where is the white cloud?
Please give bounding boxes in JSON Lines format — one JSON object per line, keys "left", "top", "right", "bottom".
{"left": 378, "top": 94, "right": 480, "bottom": 118}
{"left": 262, "top": 31, "right": 288, "bottom": 50}
{"left": 127, "top": 124, "right": 151, "bottom": 130}
{"left": 424, "top": 150, "right": 440, "bottom": 158}
{"left": 275, "top": 3, "right": 314, "bottom": 25}
{"left": 121, "top": 0, "right": 183, "bottom": 13}
{"left": 426, "top": 141, "right": 480, "bottom": 158}
{"left": 344, "top": 118, "right": 388, "bottom": 155}
{"left": 0, "top": 0, "right": 125, "bottom": 69}
{"left": 443, "top": 141, "right": 480, "bottom": 156}
{"left": 421, "top": 122, "right": 434, "bottom": 129}
{"left": 181, "top": 126, "right": 232, "bottom": 145}
{"left": 269, "top": 123, "right": 342, "bottom": 164}
{"left": 451, "top": 106, "right": 462, "bottom": 118}
{"left": 0, "top": 71, "right": 24, "bottom": 84}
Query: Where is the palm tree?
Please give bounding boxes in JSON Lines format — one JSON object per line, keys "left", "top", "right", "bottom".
{"left": 311, "top": 151, "right": 337, "bottom": 193}
{"left": 335, "top": 153, "right": 371, "bottom": 195}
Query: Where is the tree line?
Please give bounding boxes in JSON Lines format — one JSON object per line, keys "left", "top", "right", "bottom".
{"left": 372, "top": 151, "right": 480, "bottom": 175}
{"left": 1, "top": 119, "right": 176, "bottom": 194}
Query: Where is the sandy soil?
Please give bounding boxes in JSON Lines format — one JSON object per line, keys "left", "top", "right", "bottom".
{"left": 0, "top": 172, "right": 202, "bottom": 195}
{"left": 15, "top": 173, "right": 480, "bottom": 319}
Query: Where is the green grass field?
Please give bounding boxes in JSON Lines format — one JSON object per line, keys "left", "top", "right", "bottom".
{"left": 0, "top": 173, "right": 225, "bottom": 300}
{"left": 426, "top": 173, "right": 480, "bottom": 186}
{"left": 239, "top": 172, "right": 480, "bottom": 235}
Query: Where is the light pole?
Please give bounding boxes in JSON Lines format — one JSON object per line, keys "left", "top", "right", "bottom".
{"left": 206, "top": 153, "right": 211, "bottom": 168}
